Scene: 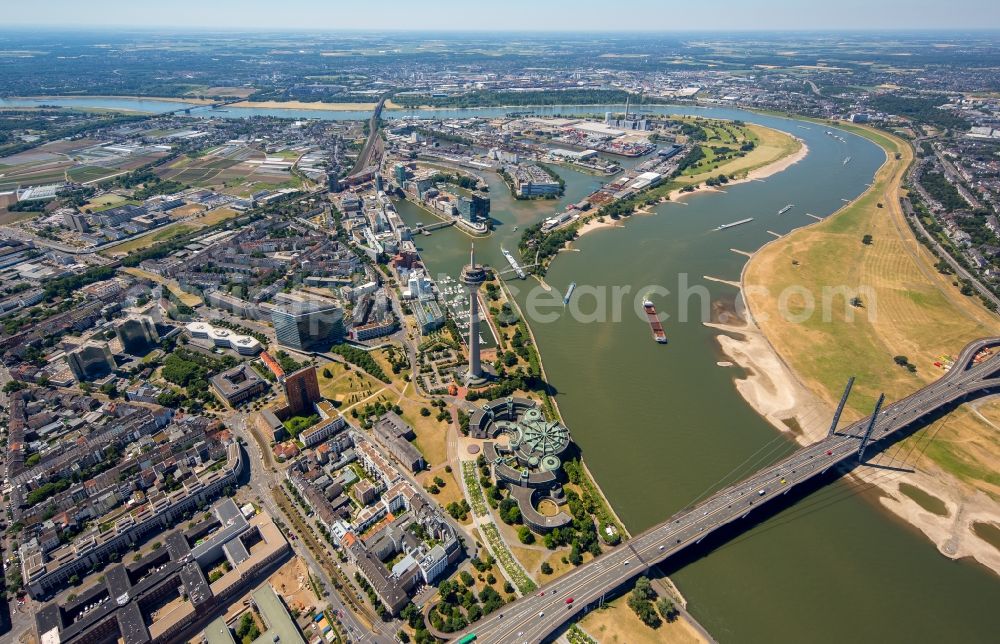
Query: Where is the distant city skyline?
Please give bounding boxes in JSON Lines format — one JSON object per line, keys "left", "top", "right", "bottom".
{"left": 4, "top": 0, "right": 1000, "bottom": 32}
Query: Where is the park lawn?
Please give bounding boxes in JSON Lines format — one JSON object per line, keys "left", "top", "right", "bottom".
{"left": 369, "top": 347, "right": 403, "bottom": 380}
{"left": 397, "top": 396, "right": 450, "bottom": 467}
{"left": 540, "top": 549, "right": 577, "bottom": 580}
{"left": 416, "top": 468, "right": 464, "bottom": 509}
{"left": 686, "top": 122, "right": 799, "bottom": 183}
{"left": 105, "top": 223, "right": 197, "bottom": 256}
{"left": 83, "top": 194, "right": 128, "bottom": 211}
{"left": 191, "top": 206, "right": 240, "bottom": 226}
{"left": 507, "top": 545, "right": 547, "bottom": 579}
{"left": 102, "top": 208, "right": 238, "bottom": 258}
{"left": 438, "top": 558, "right": 509, "bottom": 607}
{"left": 317, "top": 364, "right": 382, "bottom": 407}
{"left": 919, "top": 407, "right": 1000, "bottom": 492}
{"left": 220, "top": 182, "right": 256, "bottom": 198}
{"left": 632, "top": 122, "right": 801, "bottom": 207}
{"left": 168, "top": 203, "right": 207, "bottom": 219}
{"left": 743, "top": 122, "right": 1000, "bottom": 495}
{"left": 580, "top": 597, "right": 706, "bottom": 644}
{"left": 499, "top": 519, "right": 593, "bottom": 582}
{"left": 120, "top": 266, "right": 203, "bottom": 307}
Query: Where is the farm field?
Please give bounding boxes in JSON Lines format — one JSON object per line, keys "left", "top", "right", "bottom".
{"left": 0, "top": 137, "right": 166, "bottom": 190}
{"left": 156, "top": 144, "right": 301, "bottom": 190}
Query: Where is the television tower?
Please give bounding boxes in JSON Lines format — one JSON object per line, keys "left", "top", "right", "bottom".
{"left": 460, "top": 243, "right": 488, "bottom": 386}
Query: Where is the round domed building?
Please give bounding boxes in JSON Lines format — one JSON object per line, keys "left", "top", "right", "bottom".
{"left": 469, "top": 397, "right": 573, "bottom": 532}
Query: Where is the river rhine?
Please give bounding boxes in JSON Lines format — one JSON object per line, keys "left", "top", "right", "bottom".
{"left": 392, "top": 106, "right": 1000, "bottom": 644}
{"left": 8, "top": 96, "right": 998, "bottom": 641}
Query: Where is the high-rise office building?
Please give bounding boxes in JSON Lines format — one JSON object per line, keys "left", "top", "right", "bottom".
{"left": 63, "top": 210, "right": 89, "bottom": 233}
{"left": 66, "top": 342, "right": 115, "bottom": 381}
{"left": 284, "top": 365, "right": 321, "bottom": 417}
{"left": 115, "top": 315, "right": 159, "bottom": 355}
{"left": 393, "top": 163, "right": 407, "bottom": 187}
{"left": 414, "top": 176, "right": 434, "bottom": 198}
{"left": 270, "top": 301, "right": 345, "bottom": 352}
{"left": 457, "top": 194, "right": 490, "bottom": 223}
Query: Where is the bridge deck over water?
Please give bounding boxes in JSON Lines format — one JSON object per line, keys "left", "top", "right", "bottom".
{"left": 454, "top": 337, "right": 1000, "bottom": 643}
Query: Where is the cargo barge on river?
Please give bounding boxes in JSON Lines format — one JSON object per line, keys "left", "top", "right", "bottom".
{"left": 643, "top": 295, "right": 667, "bottom": 344}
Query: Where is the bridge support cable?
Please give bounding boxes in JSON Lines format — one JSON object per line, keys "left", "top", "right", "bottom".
{"left": 857, "top": 394, "right": 885, "bottom": 462}
{"left": 827, "top": 376, "right": 855, "bottom": 437}
{"left": 681, "top": 431, "right": 793, "bottom": 509}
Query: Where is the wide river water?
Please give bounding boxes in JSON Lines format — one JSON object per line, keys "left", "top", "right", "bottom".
{"left": 8, "top": 96, "right": 998, "bottom": 641}
{"left": 395, "top": 106, "right": 1000, "bottom": 644}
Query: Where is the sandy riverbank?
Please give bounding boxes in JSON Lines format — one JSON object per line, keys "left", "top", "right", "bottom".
{"left": 575, "top": 204, "right": 657, "bottom": 236}
{"left": 706, "top": 160, "right": 1000, "bottom": 577}
{"left": 709, "top": 309, "right": 1000, "bottom": 575}
{"left": 231, "top": 99, "right": 374, "bottom": 111}
{"left": 665, "top": 137, "right": 809, "bottom": 203}
{"left": 706, "top": 315, "right": 832, "bottom": 443}
{"left": 229, "top": 99, "right": 406, "bottom": 111}
{"left": 18, "top": 94, "right": 215, "bottom": 105}
{"left": 575, "top": 217, "right": 627, "bottom": 237}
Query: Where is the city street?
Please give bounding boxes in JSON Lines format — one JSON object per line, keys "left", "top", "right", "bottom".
{"left": 225, "top": 413, "right": 395, "bottom": 643}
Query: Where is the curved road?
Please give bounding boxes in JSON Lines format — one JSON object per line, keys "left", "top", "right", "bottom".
{"left": 453, "top": 337, "right": 1000, "bottom": 643}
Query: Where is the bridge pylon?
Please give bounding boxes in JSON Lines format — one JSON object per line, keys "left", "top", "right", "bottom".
{"left": 858, "top": 393, "right": 885, "bottom": 462}
{"left": 827, "top": 376, "right": 855, "bottom": 437}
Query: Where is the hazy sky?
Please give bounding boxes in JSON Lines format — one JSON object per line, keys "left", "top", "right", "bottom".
{"left": 5, "top": 0, "right": 1000, "bottom": 31}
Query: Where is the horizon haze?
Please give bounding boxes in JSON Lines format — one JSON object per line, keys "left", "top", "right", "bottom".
{"left": 4, "top": 0, "right": 1000, "bottom": 32}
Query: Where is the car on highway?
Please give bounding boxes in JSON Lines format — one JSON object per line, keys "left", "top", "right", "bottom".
{"left": 758, "top": 489, "right": 765, "bottom": 496}
{"left": 566, "top": 597, "right": 574, "bottom": 605}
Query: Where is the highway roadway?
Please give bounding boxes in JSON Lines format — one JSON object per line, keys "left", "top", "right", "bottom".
{"left": 453, "top": 337, "right": 1000, "bottom": 643}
